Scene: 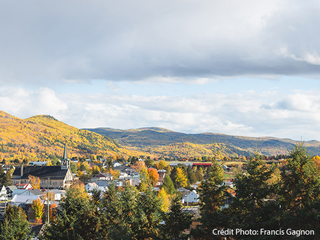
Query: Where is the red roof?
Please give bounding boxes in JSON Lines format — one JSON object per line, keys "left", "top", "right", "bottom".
{"left": 193, "top": 163, "right": 212, "bottom": 166}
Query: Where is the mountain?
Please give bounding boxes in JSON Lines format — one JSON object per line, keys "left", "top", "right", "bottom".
{"left": 85, "top": 127, "right": 320, "bottom": 157}
{"left": 0, "top": 111, "right": 145, "bottom": 162}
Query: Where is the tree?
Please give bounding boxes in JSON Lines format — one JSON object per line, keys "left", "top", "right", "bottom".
{"left": 162, "top": 174, "right": 175, "bottom": 195}
{"left": 43, "top": 182, "right": 94, "bottom": 240}
{"left": 175, "top": 168, "right": 188, "bottom": 188}
{"left": 279, "top": 144, "right": 320, "bottom": 234}
{"left": 145, "top": 159, "right": 154, "bottom": 168}
{"left": 192, "top": 159, "right": 228, "bottom": 240}
{"left": 0, "top": 205, "right": 30, "bottom": 240}
{"left": 160, "top": 196, "right": 193, "bottom": 240}
{"left": 158, "top": 188, "right": 170, "bottom": 212}
{"left": 148, "top": 168, "right": 159, "bottom": 186}
{"left": 227, "top": 155, "right": 278, "bottom": 239}
{"left": 156, "top": 160, "right": 168, "bottom": 170}
{"left": 29, "top": 175, "right": 40, "bottom": 189}
{"left": 188, "top": 170, "right": 197, "bottom": 185}
{"left": 0, "top": 165, "right": 11, "bottom": 187}
{"left": 32, "top": 198, "right": 44, "bottom": 224}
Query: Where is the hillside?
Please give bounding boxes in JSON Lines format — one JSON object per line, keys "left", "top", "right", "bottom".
{"left": 85, "top": 127, "right": 320, "bottom": 157}
{"left": 0, "top": 111, "right": 146, "bottom": 162}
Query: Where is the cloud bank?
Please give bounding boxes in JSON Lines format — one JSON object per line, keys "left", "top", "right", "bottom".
{"left": 0, "top": 0, "right": 320, "bottom": 83}
{"left": 1, "top": 86, "right": 320, "bottom": 141}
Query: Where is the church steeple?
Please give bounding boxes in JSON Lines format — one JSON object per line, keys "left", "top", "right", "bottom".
{"left": 61, "top": 143, "right": 70, "bottom": 170}
{"left": 63, "top": 143, "right": 68, "bottom": 160}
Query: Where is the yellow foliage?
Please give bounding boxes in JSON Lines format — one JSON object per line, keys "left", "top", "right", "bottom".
{"left": 29, "top": 175, "right": 40, "bottom": 189}
{"left": 32, "top": 198, "right": 44, "bottom": 220}
{"left": 158, "top": 188, "right": 170, "bottom": 212}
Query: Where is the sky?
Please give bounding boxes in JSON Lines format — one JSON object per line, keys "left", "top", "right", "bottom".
{"left": 1, "top": 0, "right": 320, "bottom": 141}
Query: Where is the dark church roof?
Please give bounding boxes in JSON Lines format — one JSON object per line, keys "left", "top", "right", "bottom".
{"left": 13, "top": 166, "right": 68, "bottom": 180}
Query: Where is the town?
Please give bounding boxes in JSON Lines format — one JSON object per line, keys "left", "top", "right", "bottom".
{"left": 0, "top": 143, "right": 318, "bottom": 239}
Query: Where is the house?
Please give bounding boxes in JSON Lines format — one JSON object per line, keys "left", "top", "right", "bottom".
{"left": 0, "top": 186, "right": 7, "bottom": 201}
{"left": 90, "top": 173, "right": 113, "bottom": 182}
{"left": 15, "top": 183, "right": 33, "bottom": 190}
{"left": 85, "top": 182, "right": 99, "bottom": 192}
{"left": 178, "top": 188, "right": 199, "bottom": 204}
{"left": 6, "top": 185, "right": 17, "bottom": 198}
{"left": 11, "top": 144, "right": 74, "bottom": 189}
{"left": 10, "top": 194, "right": 39, "bottom": 207}
{"left": 29, "top": 162, "right": 47, "bottom": 166}
{"left": 157, "top": 170, "right": 166, "bottom": 185}
{"left": 50, "top": 189, "right": 66, "bottom": 201}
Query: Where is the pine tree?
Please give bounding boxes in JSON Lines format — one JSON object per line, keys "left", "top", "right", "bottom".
{"left": 162, "top": 174, "right": 175, "bottom": 195}
{"left": 192, "top": 159, "right": 228, "bottom": 240}
{"left": 0, "top": 205, "right": 30, "bottom": 240}
{"left": 228, "top": 155, "right": 279, "bottom": 239}
{"left": 160, "top": 195, "right": 193, "bottom": 240}
{"left": 279, "top": 144, "right": 320, "bottom": 234}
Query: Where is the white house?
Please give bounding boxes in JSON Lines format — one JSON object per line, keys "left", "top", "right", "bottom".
{"left": 180, "top": 189, "right": 199, "bottom": 204}
{"left": 0, "top": 186, "right": 7, "bottom": 201}
{"left": 85, "top": 182, "right": 99, "bottom": 192}
{"left": 10, "top": 194, "right": 39, "bottom": 207}
{"left": 113, "top": 162, "right": 122, "bottom": 168}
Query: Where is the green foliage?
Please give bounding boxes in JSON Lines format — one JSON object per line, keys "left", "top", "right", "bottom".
{"left": 0, "top": 165, "right": 11, "bottom": 187}
{"left": 0, "top": 205, "right": 30, "bottom": 240}
{"left": 278, "top": 144, "right": 320, "bottom": 234}
{"left": 160, "top": 195, "right": 193, "bottom": 240}
{"left": 162, "top": 174, "right": 175, "bottom": 195}
{"left": 228, "top": 155, "right": 278, "bottom": 238}
{"left": 192, "top": 160, "right": 227, "bottom": 240}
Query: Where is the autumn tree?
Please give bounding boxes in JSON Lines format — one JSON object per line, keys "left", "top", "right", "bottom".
{"left": 132, "top": 160, "right": 146, "bottom": 172}
{"left": 175, "top": 167, "right": 188, "bottom": 188}
{"left": 29, "top": 174, "right": 40, "bottom": 189}
{"left": 148, "top": 168, "right": 159, "bottom": 186}
{"left": 158, "top": 188, "right": 170, "bottom": 212}
{"left": 32, "top": 198, "right": 44, "bottom": 224}
{"left": 155, "top": 160, "right": 168, "bottom": 170}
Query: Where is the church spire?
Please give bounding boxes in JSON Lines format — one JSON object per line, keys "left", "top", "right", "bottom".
{"left": 63, "top": 143, "right": 68, "bottom": 160}
{"left": 61, "top": 143, "right": 70, "bottom": 170}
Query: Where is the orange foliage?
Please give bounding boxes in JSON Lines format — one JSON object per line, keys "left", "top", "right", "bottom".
{"left": 132, "top": 161, "right": 146, "bottom": 172}
{"left": 148, "top": 168, "right": 159, "bottom": 186}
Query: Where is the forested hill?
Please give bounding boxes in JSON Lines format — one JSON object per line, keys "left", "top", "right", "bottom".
{"left": 0, "top": 111, "right": 145, "bottom": 162}
{"left": 85, "top": 127, "right": 320, "bottom": 157}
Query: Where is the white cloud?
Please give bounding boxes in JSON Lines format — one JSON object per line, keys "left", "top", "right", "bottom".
{"left": 2, "top": 87, "right": 320, "bottom": 141}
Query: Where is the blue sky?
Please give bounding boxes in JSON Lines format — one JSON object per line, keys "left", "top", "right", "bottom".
{"left": 1, "top": 0, "right": 320, "bottom": 141}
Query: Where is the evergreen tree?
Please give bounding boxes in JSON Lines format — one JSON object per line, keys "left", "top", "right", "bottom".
{"left": 228, "top": 155, "right": 278, "bottom": 239}
{"left": 43, "top": 183, "right": 99, "bottom": 240}
{"left": 160, "top": 196, "right": 193, "bottom": 240}
{"left": 162, "top": 174, "right": 175, "bottom": 195}
{"left": 136, "top": 185, "right": 163, "bottom": 239}
{"left": 279, "top": 144, "right": 320, "bottom": 235}
{"left": 188, "top": 171, "right": 197, "bottom": 185}
{"left": 192, "top": 159, "right": 228, "bottom": 240}
{"left": 0, "top": 205, "right": 30, "bottom": 240}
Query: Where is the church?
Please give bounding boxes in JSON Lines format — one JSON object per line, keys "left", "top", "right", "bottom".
{"left": 11, "top": 144, "right": 74, "bottom": 189}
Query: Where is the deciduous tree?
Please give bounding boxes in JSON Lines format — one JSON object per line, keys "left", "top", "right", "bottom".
{"left": 29, "top": 174, "right": 40, "bottom": 189}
